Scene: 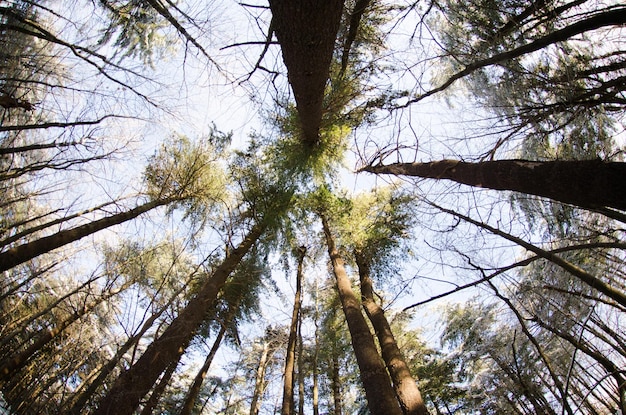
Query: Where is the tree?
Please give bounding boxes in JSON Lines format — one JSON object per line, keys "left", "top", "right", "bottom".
{"left": 362, "top": 159, "right": 626, "bottom": 211}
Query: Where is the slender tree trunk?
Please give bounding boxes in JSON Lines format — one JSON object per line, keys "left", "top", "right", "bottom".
{"left": 331, "top": 344, "right": 342, "bottom": 415}
{"left": 312, "top": 277, "right": 320, "bottom": 415}
{"left": 297, "top": 313, "right": 305, "bottom": 415}
{"left": 250, "top": 340, "right": 272, "bottom": 415}
{"left": 179, "top": 323, "right": 228, "bottom": 415}
{"left": 363, "top": 159, "right": 626, "bottom": 210}
{"left": 355, "top": 251, "right": 430, "bottom": 415}
{"left": 93, "top": 223, "right": 266, "bottom": 415}
{"left": 0, "top": 197, "right": 175, "bottom": 273}
{"left": 140, "top": 357, "right": 181, "bottom": 415}
{"left": 320, "top": 213, "right": 403, "bottom": 415}
{"left": 281, "top": 246, "right": 306, "bottom": 415}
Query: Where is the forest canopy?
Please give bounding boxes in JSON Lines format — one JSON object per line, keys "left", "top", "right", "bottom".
{"left": 0, "top": 0, "right": 625, "bottom": 414}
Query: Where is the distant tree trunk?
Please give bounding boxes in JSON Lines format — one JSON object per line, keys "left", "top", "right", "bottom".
{"left": 320, "top": 213, "right": 403, "bottom": 415}
{"left": 312, "top": 278, "right": 320, "bottom": 415}
{"left": 331, "top": 345, "right": 342, "bottom": 415}
{"left": 281, "top": 246, "right": 306, "bottom": 415}
{"left": 179, "top": 322, "right": 228, "bottom": 415}
{"left": 140, "top": 357, "right": 181, "bottom": 415}
{"left": 297, "top": 314, "right": 305, "bottom": 415}
{"left": 250, "top": 339, "right": 272, "bottom": 415}
{"left": 268, "top": 0, "right": 344, "bottom": 146}
{"left": 355, "top": 250, "right": 430, "bottom": 415}
{"left": 93, "top": 223, "right": 266, "bottom": 415}
{"left": 0, "top": 197, "right": 176, "bottom": 273}
{"left": 362, "top": 159, "right": 626, "bottom": 210}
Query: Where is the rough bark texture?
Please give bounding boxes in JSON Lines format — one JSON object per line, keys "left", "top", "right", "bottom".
{"left": 0, "top": 198, "right": 173, "bottom": 273}
{"left": 281, "top": 246, "right": 306, "bottom": 415}
{"left": 364, "top": 159, "right": 626, "bottom": 210}
{"left": 355, "top": 251, "right": 430, "bottom": 415}
{"left": 92, "top": 223, "right": 266, "bottom": 415}
{"left": 268, "top": 0, "right": 344, "bottom": 146}
{"left": 139, "top": 357, "right": 180, "bottom": 415}
{"left": 321, "top": 214, "right": 403, "bottom": 415}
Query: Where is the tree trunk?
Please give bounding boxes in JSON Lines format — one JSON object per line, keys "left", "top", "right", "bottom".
{"left": 92, "top": 223, "right": 266, "bottom": 415}
{"left": 355, "top": 250, "right": 430, "bottom": 415}
{"left": 268, "top": 0, "right": 344, "bottom": 146}
{"left": 297, "top": 313, "right": 305, "bottom": 415}
{"left": 66, "top": 285, "right": 186, "bottom": 415}
{"left": 140, "top": 357, "right": 181, "bottom": 415}
{"left": 250, "top": 340, "right": 272, "bottom": 415}
{"left": 0, "top": 197, "right": 174, "bottom": 273}
{"left": 331, "top": 344, "right": 342, "bottom": 415}
{"left": 179, "top": 322, "right": 227, "bottom": 415}
{"left": 320, "top": 213, "right": 403, "bottom": 415}
{"left": 281, "top": 246, "right": 306, "bottom": 415}
{"left": 363, "top": 159, "right": 626, "bottom": 210}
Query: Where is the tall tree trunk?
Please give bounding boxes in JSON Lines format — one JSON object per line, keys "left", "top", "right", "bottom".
{"left": 355, "top": 250, "right": 430, "bottom": 415}
{"left": 140, "top": 356, "right": 181, "bottom": 415}
{"left": 320, "top": 213, "right": 403, "bottom": 415}
{"left": 281, "top": 246, "right": 306, "bottom": 415}
{"left": 179, "top": 322, "right": 228, "bottom": 415}
{"left": 331, "top": 343, "right": 342, "bottom": 415}
{"left": 250, "top": 339, "right": 272, "bottom": 415}
{"left": 297, "top": 313, "right": 305, "bottom": 415}
{"left": 93, "top": 223, "right": 266, "bottom": 415}
{"left": 362, "top": 159, "right": 626, "bottom": 210}
{"left": 312, "top": 277, "right": 320, "bottom": 415}
{"left": 268, "top": 0, "right": 344, "bottom": 146}
{"left": 0, "top": 197, "right": 175, "bottom": 273}
{"left": 0, "top": 279, "right": 134, "bottom": 383}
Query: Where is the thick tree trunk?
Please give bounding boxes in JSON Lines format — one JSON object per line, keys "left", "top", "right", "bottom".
{"left": 363, "top": 159, "right": 626, "bottom": 210}
{"left": 92, "top": 223, "right": 266, "bottom": 415}
{"left": 281, "top": 246, "right": 306, "bottom": 415}
{"left": 355, "top": 251, "right": 430, "bottom": 415}
{"left": 320, "top": 213, "right": 403, "bottom": 415}
{"left": 179, "top": 323, "right": 227, "bottom": 415}
{"left": 268, "top": 0, "right": 344, "bottom": 146}
{"left": 0, "top": 198, "right": 174, "bottom": 273}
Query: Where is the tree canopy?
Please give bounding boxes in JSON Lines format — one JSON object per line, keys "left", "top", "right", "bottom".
{"left": 1, "top": 0, "right": 625, "bottom": 414}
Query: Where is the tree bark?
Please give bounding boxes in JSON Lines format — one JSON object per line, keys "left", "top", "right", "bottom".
{"left": 281, "top": 246, "right": 306, "bottom": 415}
{"left": 179, "top": 322, "right": 227, "bottom": 415}
{"left": 268, "top": 0, "right": 344, "bottom": 146}
{"left": 355, "top": 251, "right": 430, "bottom": 415}
{"left": 363, "top": 159, "right": 626, "bottom": 210}
{"left": 140, "top": 357, "right": 181, "bottom": 415}
{"left": 320, "top": 213, "right": 403, "bottom": 415}
{"left": 0, "top": 197, "right": 174, "bottom": 273}
{"left": 92, "top": 223, "right": 266, "bottom": 415}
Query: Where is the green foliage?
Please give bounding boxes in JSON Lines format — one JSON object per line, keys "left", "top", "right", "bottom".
{"left": 97, "top": 0, "right": 169, "bottom": 64}
{"left": 143, "top": 131, "right": 230, "bottom": 223}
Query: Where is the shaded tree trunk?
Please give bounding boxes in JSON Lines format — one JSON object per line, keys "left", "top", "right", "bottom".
{"left": 179, "top": 322, "right": 227, "bottom": 415}
{"left": 268, "top": 0, "right": 344, "bottom": 146}
{"left": 355, "top": 250, "right": 430, "bottom": 415}
{"left": 363, "top": 159, "right": 626, "bottom": 210}
{"left": 92, "top": 223, "right": 266, "bottom": 415}
{"left": 281, "top": 246, "right": 306, "bottom": 415}
{"left": 0, "top": 197, "right": 176, "bottom": 273}
{"left": 320, "top": 213, "right": 403, "bottom": 415}
{"left": 140, "top": 357, "right": 181, "bottom": 415}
